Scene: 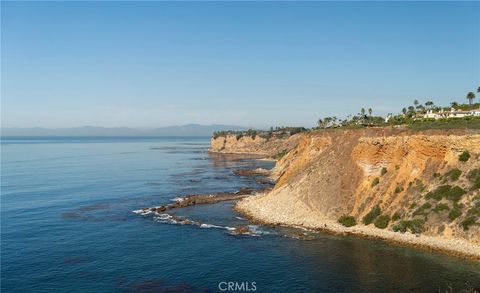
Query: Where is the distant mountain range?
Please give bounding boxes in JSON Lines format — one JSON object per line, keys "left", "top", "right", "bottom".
{"left": 1, "top": 124, "right": 250, "bottom": 137}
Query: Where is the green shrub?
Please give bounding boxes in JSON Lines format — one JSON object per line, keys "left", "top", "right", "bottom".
{"left": 409, "top": 219, "right": 425, "bottom": 234}
{"left": 460, "top": 216, "right": 477, "bottom": 231}
{"left": 424, "top": 185, "right": 466, "bottom": 202}
{"left": 459, "top": 151, "right": 471, "bottom": 162}
{"left": 433, "top": 203, "right": 450, "bottom": 213}
{"left": 467, "top": 201, "right": 480, "bottom": 218}
{"left": 393, "top": 221, "right": 409, "bottom": 233}
{"left": 394, "top": 186, "right": 404, "bottom": 193}
{"left": 392, "top": 212, "right": 401, "bottom": 221}
{"left": 446, "top": 186, "right": 466, "bottom": 202}
{"left": 371, "top": 177, "right": 380, "bottom": 187}
{"left": 392, "top": 219, "right": 425, "bottom": 234}
{"left": 433, "top": 172, "right": 440, "bottom": 179}
{"left": 467, "top": 168, "right": 480, "bottom": 190}
{"left": 381, "top": 167, "right": 387, "bottom": 176}
{"left": 425, "top": 185, "right": 451, "bottom": 201}
{"left": 363, "top": 205, "right": 381, "bottom": 225}
{"left": 395, "top": 165, "right": 400, "bottom": 170}
{"left": 448, "top": 203, "right": 463, "bottom": 221}
{"left": 444, "top": 168, "right": 462, "bottom": 181}
{"left": 422, "top": 202, "right": 432, "bottom": 209}
{"left": 413, "top": 202, "right": 432, "bottom": 216}
{"left": 374, "top": 215, "right": 391, "bottom": 229}
{"left": 338, "top": 215, "right": 357, "bottom": 227}
{"left": 425, "top": 192, "right": 439, "bottom": 201}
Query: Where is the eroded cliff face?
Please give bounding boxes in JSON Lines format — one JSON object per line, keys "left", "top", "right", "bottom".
{"left": 225, "top": 129, "right": 480, "bottom": 246}
{"left": 209, "top": 134, "right": 301, "bottom": 156}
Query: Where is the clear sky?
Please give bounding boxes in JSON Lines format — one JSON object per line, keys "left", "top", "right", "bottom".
{"left": 2, "top": 1, "right": 479, "bottom": 129}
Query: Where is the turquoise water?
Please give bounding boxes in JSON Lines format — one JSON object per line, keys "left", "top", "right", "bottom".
{"left": 1, "top": 137, "right": 479, "bottom": 292}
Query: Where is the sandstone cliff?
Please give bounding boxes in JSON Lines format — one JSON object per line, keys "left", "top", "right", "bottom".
{"left": 211, "top": 128, "right": 480, "bottom": 258}
{"left": 209, "top": 133, "right": 301, "bottom": 157}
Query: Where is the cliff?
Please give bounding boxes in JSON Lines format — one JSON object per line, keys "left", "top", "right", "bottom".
{"left": 211, "top": 128, "right": 480, "bottom": 259}
{"left": 209, "top": 133, "right": 301, "bottom": 157}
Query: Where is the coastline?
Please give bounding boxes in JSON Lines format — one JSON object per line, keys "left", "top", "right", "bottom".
{"left": 235, "top": 192, "right": 480, "bottom": 262}
{"left": 209, "top": 129, "right": 480, "bottom": 262}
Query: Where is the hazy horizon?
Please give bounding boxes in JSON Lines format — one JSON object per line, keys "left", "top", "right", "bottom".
{"left": 0, "top": 124, "right": 254, "bottom": 137}
{"left": 2, "top": 1, "right": 479, "bottom": 129}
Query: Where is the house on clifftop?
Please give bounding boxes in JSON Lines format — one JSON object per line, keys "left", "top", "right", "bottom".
{"left": 423, "top": 108, "right": 480, "bottom": 119}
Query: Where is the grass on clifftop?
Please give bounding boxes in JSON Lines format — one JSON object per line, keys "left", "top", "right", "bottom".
{"left": 408, "top": 117, "right": 480, "bottom": 131}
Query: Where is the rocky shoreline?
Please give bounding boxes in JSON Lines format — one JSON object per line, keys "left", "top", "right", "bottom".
{"left": 138, "top": 188, "right": 261, "bottom": 214}
{"left": 134, "top": 188, "right": 275, "bottom": 236}
{"left": 235, "top": 192, "right": 480, "bottom": 261}
{"left": 142, "top": 131, "right": 480, "bottom": 261}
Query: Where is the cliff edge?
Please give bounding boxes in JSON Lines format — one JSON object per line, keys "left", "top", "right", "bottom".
{"left": 209, "top": 133, "right": 301, "bottom": 157}
{"left": 211, "top": 128, "right": 480, "bottom": 259}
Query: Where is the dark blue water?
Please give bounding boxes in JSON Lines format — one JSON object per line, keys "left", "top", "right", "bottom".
{"left": 2, "top": 137, "right": 479, "bottom": 292}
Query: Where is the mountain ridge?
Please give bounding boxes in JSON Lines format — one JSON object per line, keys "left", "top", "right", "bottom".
{"left": 1, "top": 124, "right": 249, "bottom": 137}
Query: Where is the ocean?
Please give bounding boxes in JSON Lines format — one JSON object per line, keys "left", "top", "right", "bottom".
{"left": 1, "top": 136, "right": 479, "bottom": 292}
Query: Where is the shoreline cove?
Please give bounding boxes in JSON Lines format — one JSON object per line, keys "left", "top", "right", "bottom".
{"left": 208, "top": 129, "right": 480, "bottom": 262}
{"left": 137, "top": 157, "right": 480, "bottom": 261}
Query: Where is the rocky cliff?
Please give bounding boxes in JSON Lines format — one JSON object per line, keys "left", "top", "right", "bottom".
{"left": 211, "top": 128, "right": 480, "bottom": 258}
{"left": 209, "top": 133, "right": 301, "bottom": 157}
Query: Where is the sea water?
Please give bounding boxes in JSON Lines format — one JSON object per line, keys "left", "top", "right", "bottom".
{"left": 1, "top": 137, "right": 479, "bottom": 292}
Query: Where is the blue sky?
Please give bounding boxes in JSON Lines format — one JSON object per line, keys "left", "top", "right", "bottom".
{"left": 2, "top": 1, "right": 479, "bottom": 128}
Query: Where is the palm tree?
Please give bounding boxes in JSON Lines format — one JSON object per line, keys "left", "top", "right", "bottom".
{"left": 402, "top": 108, "right": 407, "bottom": 116}
{"left": 368, "top": 108, "right": 372, "bottom": 116}
{"left": 425, "top": 101, "right": 433, "bottom": 109}
{"left": 467, "top": 92, "right": 475, "bottom": 105}
{"left": 317, "top": 118, "right": 324, "bottom": 128}
{"left": 477, "top": 86, "right": 480, "bottom": 94}
{"left": 324, "top": 117, "right": 333, "bottom": 128}
{"left": 359, "top": 108, "right": 366, "bottom": 123}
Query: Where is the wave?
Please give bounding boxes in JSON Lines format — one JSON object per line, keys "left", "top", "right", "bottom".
{"left": 133, "top": 209, "right": 257, "bottom": 235}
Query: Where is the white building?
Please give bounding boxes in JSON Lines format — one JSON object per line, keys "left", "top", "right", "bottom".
{"left": 423, "top": 108, "right": 480, "bottom": 119}
{"left": 384, "top": 113, "right": 393, "bottom": 123}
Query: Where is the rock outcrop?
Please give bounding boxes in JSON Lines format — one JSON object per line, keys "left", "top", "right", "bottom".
{"left": 209, "top": 133, "right": 301, "bottom": 157}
